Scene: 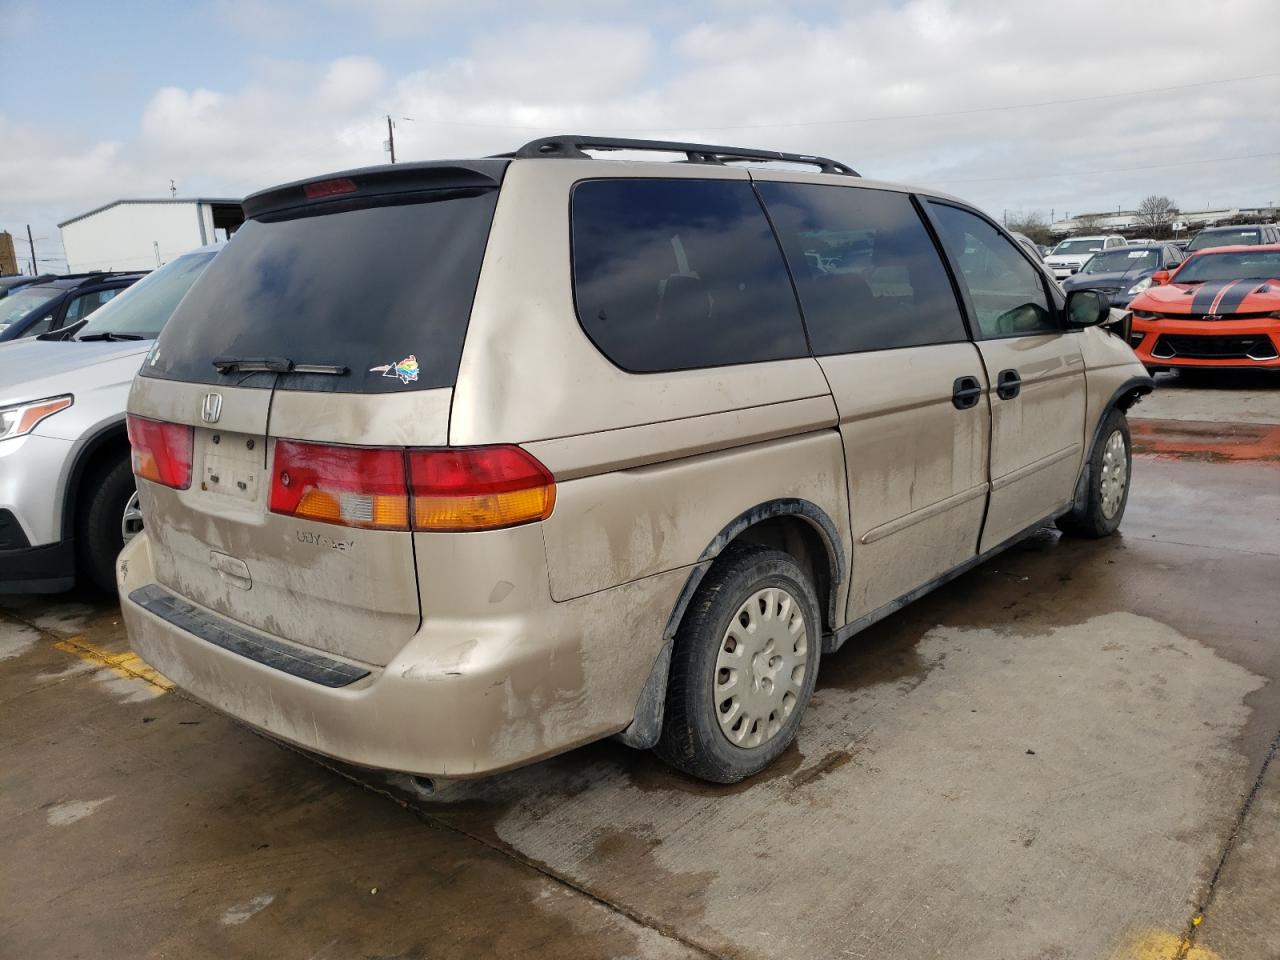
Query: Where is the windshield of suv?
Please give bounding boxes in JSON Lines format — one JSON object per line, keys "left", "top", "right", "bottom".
{"left": 1079, "top": 249, "right": 1157, "bottom": 274}
{"left": 0, "top": 285, "right": 60, "bottom": 331}
{"left": 76, "top": 250, "right": 216, "bottom": 340}
{"left": 1187, "top": 229, "right": 1261, "bottom": 251}
{"left": 1174, "top": 250, "right": 1280, "bottom": 283}
{"left": 145, "top": 188, "right": 498, "bottom": 393}
{"left": 1052, "top": 239, "right": 1105, "bottom": 255}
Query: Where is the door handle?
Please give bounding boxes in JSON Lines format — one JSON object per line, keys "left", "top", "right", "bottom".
{"left": 996, "top": 369, "right": 1022, "bottom": 400}
{"left": 952, "top": 375, "right": 982, "bottom": 410}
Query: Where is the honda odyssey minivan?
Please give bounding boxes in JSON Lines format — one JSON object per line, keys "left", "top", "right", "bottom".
{"left": 119, "top": 136, "right": 1153, "bottom": 784}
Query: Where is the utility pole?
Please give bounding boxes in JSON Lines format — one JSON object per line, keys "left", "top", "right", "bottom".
{"left": 170, "top": 179, "right": 177, "bottom": 198}
{"left": 26, "top": 224, "right": 36, "bottom": 275}
{"left": 386, "top": 114, "right": 396, "bottom": 164}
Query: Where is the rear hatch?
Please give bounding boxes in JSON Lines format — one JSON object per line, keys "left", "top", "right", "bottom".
{"left": 131, "top": 161, "right": 505, "bottom": 665}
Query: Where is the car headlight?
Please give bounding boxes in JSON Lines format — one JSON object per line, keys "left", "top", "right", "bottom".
{"left": 1127, "top": 277, "right": 1153, "bottom": 295}
{"left": 0, "top": 395, "right": 73, "bottom": 441}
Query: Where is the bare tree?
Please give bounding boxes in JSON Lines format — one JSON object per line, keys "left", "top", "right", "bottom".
{"left": 1005, "top": 210, "right": 1054, "bottom": 246}
{"left": 1135, "top": 195, "right": 1178, "bottom": 235}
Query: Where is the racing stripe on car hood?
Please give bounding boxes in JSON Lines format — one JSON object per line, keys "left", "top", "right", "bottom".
{"left": 1190, "top": 280, "right": 1236, "bottom": 313}
{"left": 1214, "top": 280, "right": 1267, "bottom": 315}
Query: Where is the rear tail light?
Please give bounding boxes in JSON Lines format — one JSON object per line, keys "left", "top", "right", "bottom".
{"left": 126, "top": 415, "right": 193, "bottom": 490}
{"left": 268, "top": 442, "right": 555, "bottom": 532}
{"left": 270, "top": 440, "right": 410, "bottom": 530}
{"left": 409, "top": 446, "right": 556, "bottom": 531}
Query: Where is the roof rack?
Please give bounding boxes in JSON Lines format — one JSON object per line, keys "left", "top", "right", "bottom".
{"left": 512, "top": 135, "right": 859, "bottom": 177}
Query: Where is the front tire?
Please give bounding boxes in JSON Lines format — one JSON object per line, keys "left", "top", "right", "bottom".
{"left": 1056, "top": 408, "right": 1131, "bottom": 539}
{"left": 656, "top": 544, "right": 821, "bottom": 783}
{"left": 77, "top": 456, "right": 136, "bottom": 593}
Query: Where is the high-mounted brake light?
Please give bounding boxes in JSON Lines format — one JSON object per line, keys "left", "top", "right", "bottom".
{"left": 303, "top": 177, "right": 357, "bottom": 200}
{"left": 269, "top": 440, "right": 409, "bottom": 530}
{"left": 409, "top": 446, "right": 556, "bottom": 532}
{"left": 127, "top": 415, "right": 193, "bottom": 490}
{"left": 267, "top": 441, "right": 555, "bottom": 532}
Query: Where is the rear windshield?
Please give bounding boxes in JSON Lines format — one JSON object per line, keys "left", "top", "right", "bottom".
{"left": 143, "top": 190, "right": 498, "bottom": 392}
{"left": 1187, "top": 229, "right": 1260, "bottom": 250}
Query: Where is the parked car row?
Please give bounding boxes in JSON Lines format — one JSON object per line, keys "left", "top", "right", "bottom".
{"left": 0, "top": 271, "right": 146, "bottom": 342}
{"left": 0, "top": 249, "right": 218, "bottom": 593}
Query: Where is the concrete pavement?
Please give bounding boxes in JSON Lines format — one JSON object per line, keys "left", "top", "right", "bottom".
{"left": 1, "top": 375, "right": 1277, "bottom": 960}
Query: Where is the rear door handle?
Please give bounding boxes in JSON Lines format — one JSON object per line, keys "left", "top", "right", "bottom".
{"left": 996, "top": 369, "right": 1022, "bottom": 400}
{"left": 952, "top": 375, "right": 982, "bottom": 410}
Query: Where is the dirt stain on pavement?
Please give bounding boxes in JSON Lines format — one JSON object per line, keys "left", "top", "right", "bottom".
{"left": 1131, "top": 418, "right": 1280, "bottom": 463}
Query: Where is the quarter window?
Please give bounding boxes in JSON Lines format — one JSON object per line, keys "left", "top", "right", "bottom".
{"left": 928, "top": 203, "right": 1057, "bottom": 339}
{"left": 757, "top": 182, "right": 967, "bottom": 354}
{"left": 571, "top": 178, "right": 808, "bottom": 372}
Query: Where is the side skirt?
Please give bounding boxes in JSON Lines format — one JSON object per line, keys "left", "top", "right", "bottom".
{"left": 825, "top": 505, "right": 1070, "bottom": 653}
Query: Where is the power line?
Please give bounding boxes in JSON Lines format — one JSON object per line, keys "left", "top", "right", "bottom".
{"left": 931, "top": 149, "right": 1280, "bottom": 184}
{"left": 411, "top": 71, "right": 1280, "bottom": 134}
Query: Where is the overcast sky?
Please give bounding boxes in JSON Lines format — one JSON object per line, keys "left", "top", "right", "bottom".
{"left": 3, "top": 0, "right": 1278, "bottom": 270}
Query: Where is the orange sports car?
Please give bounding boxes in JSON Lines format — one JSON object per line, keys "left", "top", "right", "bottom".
{"left": 1128, "top": 244, "right": 1280, "bottom": 371}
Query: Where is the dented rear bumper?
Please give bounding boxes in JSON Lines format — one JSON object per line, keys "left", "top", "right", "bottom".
{"left": 116, "top": 531, "right": 681, "bottom": 777}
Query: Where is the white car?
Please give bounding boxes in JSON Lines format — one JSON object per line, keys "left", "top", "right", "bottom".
{"left": 0, "top": 246, "right": 218, "bottom": 594}
{"left": 1045, "top": 235, "right": 1128, "bottom": 279}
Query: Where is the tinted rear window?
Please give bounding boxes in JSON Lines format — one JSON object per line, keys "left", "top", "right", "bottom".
{"left": 143, "top": 190, "right": 498, "bottom": 392}
{"left": 571, "top": 178, "right": 807, "bottom": 372}
{"left": 758, "top": 182, "right": 966, "bottom": 353}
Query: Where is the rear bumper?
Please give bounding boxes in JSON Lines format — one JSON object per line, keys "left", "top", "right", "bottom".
{"left": 1131, "top": 317, "right": 1280, "bottom": 369}
{"left": 0, "top": 538, "right": 75, "bottom": 594}
{"left": 117, "top": 531, "right": 682, "bottom": 778}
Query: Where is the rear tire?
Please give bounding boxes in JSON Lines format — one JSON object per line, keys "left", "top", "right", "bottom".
{"left": 1056, "top": 408, "right": 1131, "bottom": 539}
{"left": 655, "top": 544, "right": 821, "bottom": 784}
{"left": 76, "top": 456, "right": 136, "bottom": 593}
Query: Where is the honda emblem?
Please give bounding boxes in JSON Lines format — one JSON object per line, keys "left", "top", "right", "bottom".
{"left": 201, "top": 392, "right": 223, "bottom": 424}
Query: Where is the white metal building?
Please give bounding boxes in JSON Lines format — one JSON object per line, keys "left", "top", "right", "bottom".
{"left": 58, "top": 198, "right": 243, "bottom": 273}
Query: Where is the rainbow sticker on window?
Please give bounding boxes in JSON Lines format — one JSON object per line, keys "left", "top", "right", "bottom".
{"left": 369, "top": 354, "right": 419, "bottom": 384}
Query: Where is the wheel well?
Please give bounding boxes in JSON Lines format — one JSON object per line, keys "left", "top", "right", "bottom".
{"left": 63, "top": 426, "right": 131, "bottom": 539}
{"left": 1115, "top": 384, "right": 1152, "bottom": 412}
{"left": 731, "top": 516, "right": 837, "bottom": 633}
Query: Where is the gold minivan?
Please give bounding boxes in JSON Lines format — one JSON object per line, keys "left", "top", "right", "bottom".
{"left": 119, "top": 136, "right": 1152, "bottom": 784}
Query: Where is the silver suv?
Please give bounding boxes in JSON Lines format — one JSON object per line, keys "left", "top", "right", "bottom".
{"left": 0, "top": 248, "right": 217, "bottom": 593}
{"left": 118, "top": 137, "right": 1152, "bottom": 784}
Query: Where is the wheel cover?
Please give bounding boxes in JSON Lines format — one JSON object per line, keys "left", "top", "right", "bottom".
{"left": 1100, "top": 429, "right": 1128, "bottom": 520}
{"left": 121, "top": 491, "right": 144, "bottom": 544}
{"left": 713, "top": 586, "right": 809, "bottom": 749}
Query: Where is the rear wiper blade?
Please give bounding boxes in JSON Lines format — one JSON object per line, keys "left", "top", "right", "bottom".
{"left": 212, "top": 356, "right": 348, "bottom": 375}
{"left": 78, "top": 332, "right": 146, "bottom": 341}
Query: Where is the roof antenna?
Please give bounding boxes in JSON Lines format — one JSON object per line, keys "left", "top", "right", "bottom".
{"left": 169, "top": 179, "right": 177, "bottom": 199}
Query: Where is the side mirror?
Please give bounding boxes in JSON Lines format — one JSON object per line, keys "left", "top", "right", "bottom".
{"left": 1150, "top": 270, "right": 1171, "bottom": 286}
{"left": 1065, "top": 289, "right": 1109, "bottom": 328}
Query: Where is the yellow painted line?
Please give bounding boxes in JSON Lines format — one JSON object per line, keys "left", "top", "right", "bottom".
{"left": 1110, "top": 929, "right": 1221, "bottom": 960}
{"left": 53, "top": 635, "right": 173, "bottom": 693}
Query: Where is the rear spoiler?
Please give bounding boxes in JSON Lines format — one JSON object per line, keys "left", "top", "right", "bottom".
{"left": 243, "top": 159, "right": 510, "bottom": 221}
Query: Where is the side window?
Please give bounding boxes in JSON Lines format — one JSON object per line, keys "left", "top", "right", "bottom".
{"left": 63, "top": 289, "right": 119, "bottom": 325}
{"left": 928, "top": 202, "right": 1056, "bottom": 339}
{"left": 571, "top": 178, "right": 807, "bottom": 372}
{"left": 756, "top": 182, "right": 967, "bottom": 353}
